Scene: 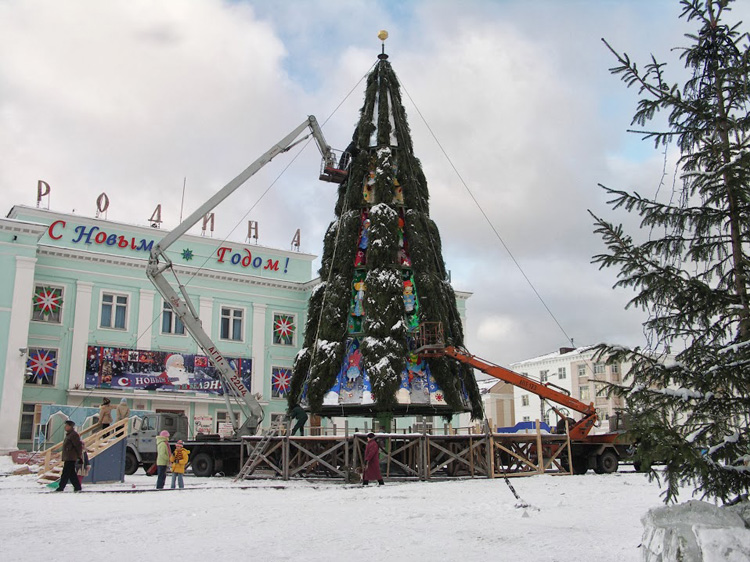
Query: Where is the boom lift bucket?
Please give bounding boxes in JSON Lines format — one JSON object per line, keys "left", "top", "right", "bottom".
{"left": 319, "top": 148, "right": 349, "bottom": 183}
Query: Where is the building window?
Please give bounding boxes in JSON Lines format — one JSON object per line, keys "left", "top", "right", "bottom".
{"left": 220, "top": 307, "right": 243, "bottom": 341}
{"left": 19, "top": 403, "right": 37, "bottom": 441}
{"left": 558, "top": 367, "right": 567, "bottom": 380}
{"left": 594, "top": 362, "right": 606, "bottom": 375}
{"left": 31, "top": 285, "right": 63, "bottom": 323}
{"left": 161, "top": 302, "right": 185, "bottom": 335}
{"left": 270, "top": 413, "right": 287, "bottom": 428}
{"left": 413, "top": 415, "right": 433, "bottom": 433}
{"left": 216, "top": 411, "right": 240, "bottom": 434}
{"left": 539, "top": 370, "right": 548, "bottom": 383}
{"left": 580, "top": 385, "right": 590, "bottom": 401}
{"left": 25, "top": 348, "right": 58, "bottom": 386}
{"left": 272, "top": 313, "right": 296, "bottom": 346}
{"left": 577, "top": 364, "right": 587, "bottom": 378}
{"left": 271, "top": 367, "right": 292, "bottom": 398}
{"left": 101, "top": 292, "right": 128, "bottom": 329}
{"left": 611, "top": 362, "right": 620, "bottom": 382}
{"left": 521, "top": 395, "right": 530, "bottom": 406}
{"left": 522, "top": 416, "right": 530, "bottom": 422}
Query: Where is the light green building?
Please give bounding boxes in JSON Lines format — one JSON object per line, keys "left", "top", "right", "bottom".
{"left": 0, "top": 205, "right": 470, "bottom": 453}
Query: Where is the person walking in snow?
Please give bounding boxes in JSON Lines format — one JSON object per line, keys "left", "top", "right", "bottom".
{"left": 288, "top": 403, "right": 308, "bottom": 436}
{"left": 115, "top": 398, "right": 130, "bottom": 436}
{"left": 56, "top": 420, "right": 84, "bottom": 492}
{"left": 362, "top": 432, "right": 384, "bottom": 486}
{"left": 170, "top": 440, "right": 190, "bottom": 489}
{"left": 155, "top": 430, "right": 171, "bottom": 489}
{"left": 98, "top": 397, "right": 114, "bottom": 434}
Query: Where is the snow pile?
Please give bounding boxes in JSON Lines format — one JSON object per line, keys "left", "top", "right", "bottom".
{"left": 0, "top": 455, "right": 16, "bottom": 475}
{"left": 641, "top": 499, "right": 750, "bottom": 561}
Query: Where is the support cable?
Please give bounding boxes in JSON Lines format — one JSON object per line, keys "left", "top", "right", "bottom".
{"left": 398, "top": 81, "right": 575, "bottom": 348}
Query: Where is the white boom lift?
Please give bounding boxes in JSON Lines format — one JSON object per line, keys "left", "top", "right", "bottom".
{"left": 146, "top": 116, "right": 347, "bottom": 437}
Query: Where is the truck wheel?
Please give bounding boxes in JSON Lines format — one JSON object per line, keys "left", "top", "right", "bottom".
{"left": 191, "top": 452, "right": 214, "bottom": 477}
{"left": 125, "top": 450, "right": 138, "bottom": 475}
{"left": 597, "top": 451, "right": 619, "bottom": 474}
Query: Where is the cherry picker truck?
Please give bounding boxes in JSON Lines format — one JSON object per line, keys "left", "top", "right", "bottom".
{"left": 416, "top": 323, "right": 635, "bottom": 475}
{"left": 135, "top": 116, "right": 347, "bottom": 477}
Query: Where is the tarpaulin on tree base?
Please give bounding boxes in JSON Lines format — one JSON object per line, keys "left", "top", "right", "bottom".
{"left": 289, "top": 47, "right": 483, "bottom": 420}
{"left": 300, "top": 338, "right": 473, "bottom": 417}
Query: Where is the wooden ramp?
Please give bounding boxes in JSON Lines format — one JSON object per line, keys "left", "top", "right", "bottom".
{"left": 36, "top": 418, "right": 130, "bottom": 485}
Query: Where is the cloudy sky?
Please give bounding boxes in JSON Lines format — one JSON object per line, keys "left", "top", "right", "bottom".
{"left": 2, "top": 0, "right": 747, "bottom": 364}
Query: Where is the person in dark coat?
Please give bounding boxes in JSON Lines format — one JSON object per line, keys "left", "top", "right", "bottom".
{"left": 288, "top": 404, "right": 308, "bottom": 436}
{"left": 362, "top": 432, "right": 384, "bottom": 486}
{"left": 56, "top": 420, "right": 84, "bottom": 492}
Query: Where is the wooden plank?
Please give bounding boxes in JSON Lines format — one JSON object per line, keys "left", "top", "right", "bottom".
{"left": 535, "top": 420, "right": 544, "bottom": 475}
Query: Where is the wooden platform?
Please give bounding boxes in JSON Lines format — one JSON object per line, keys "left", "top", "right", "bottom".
{"left": 239, "top": 428, "right": 572, "bottom": 481}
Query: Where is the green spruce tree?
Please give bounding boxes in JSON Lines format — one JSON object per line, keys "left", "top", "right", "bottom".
{"left": 591, "top": 0, "right": 750, "bottom": 503}
{"left": 290, "top": 51, "right": 483, "bottom": 420}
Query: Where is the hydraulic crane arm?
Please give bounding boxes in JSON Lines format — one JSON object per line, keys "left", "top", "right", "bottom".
{"left": 154, "top": 116, "right": 334, "bottom": 256}
{"left": 441, "top": 346, "right": 598, "bottom": 440}
{"left": 146, "top": 116, "right": 337, "bottom": 436}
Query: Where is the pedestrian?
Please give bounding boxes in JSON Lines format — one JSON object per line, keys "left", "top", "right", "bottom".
{"left": 99, "top": 398, "right": 114, "bottom": 434}
{"left": 362, "top": 432, "right": 384, "bottom": 486}
{"left": 155, "top": 430, "right": 171, "bottom": 489}
{"left": 288, "top": 403, "right": 308, "bottom": 436}
{"left": 56, "top": 420, "right": 83, "bottom": 492}
{"left": 170, "top": 440, "right": 190, "bottom": 489}
{"left": 115, "top": 398, "right": 130, "bottom": 436}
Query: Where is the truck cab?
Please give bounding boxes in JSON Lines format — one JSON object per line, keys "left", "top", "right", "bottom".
{"left": 125, "top": 413, "right": 189, "bottom": 475}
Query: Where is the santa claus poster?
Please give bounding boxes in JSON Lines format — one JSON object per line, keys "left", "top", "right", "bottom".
{"left": 84, "top": 345, "right": 252, "bottom": 395}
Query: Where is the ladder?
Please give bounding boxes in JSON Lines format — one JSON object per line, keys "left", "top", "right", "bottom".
{"left": 234, "top": 419, "right": 286, "bottom": 481}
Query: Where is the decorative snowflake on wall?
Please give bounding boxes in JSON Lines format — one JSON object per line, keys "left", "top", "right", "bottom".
{"left": 181, "top": 248, "right": 194, "bottom": 261}
{"left": 33, "top": 286, "right": 63, "bottom": 317}
{"left": 273, "top": 314, "right": 295, "bottom": 346}
{"left": 272, "top": 367, "right": 291, "bottom": 397}
{"left": 26, "top": 349, "right": 58, "bottom": 385}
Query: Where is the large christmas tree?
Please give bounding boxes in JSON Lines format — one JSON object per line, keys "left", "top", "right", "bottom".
{"left": 289, "top": 46, "right": 483, "bottom": 419}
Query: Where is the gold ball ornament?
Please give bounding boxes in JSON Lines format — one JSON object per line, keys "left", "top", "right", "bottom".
{"left": 378, "top": 30, "right": 389, "bottom": 41}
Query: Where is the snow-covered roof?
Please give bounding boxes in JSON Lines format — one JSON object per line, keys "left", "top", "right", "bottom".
{"left": 510, "top": 345, "right": 599, "bottom": 367}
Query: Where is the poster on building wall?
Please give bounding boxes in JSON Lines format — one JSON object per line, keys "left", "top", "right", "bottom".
{"left": 218, "top": 422, "right": 235, "bottom": 438}
{"left": 194, "top": 416, "right": 213, "bottom": 435}
{"left": 85, "top": 346, "right": 252, "bottom": 395}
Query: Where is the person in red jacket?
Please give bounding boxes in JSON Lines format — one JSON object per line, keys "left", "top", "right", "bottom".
{"left": 362, "top": 432, "right": 384, "bottom": 486}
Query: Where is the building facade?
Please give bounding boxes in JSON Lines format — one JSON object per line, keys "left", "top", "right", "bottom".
{"left": 510, "top": 346, "right": 629, "bottom": 432}
{"left": 0, "top": 205, "right": 471, "bottom": 452}
{"left": 0, "top": 206, "right": 317, "bottom": 452}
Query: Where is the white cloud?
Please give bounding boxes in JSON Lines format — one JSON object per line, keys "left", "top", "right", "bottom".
{"left": 3, "top": 0, "right": 744, "bottom": 365}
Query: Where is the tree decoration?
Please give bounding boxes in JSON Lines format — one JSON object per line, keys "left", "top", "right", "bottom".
{"left": 290, "top": 43, "right": 483, "bottom": 419}
{"left": 32, "top": 286, "right": 63, "bottom": 317}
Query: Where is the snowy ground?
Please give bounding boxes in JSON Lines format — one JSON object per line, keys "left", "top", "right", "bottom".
{"left": 0, "top": 457, "right": 681, "bottom": 562}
